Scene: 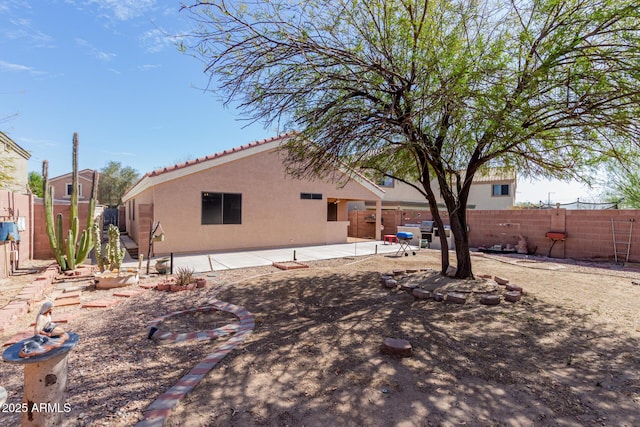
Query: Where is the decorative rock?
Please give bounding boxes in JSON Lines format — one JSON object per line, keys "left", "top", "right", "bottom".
{"left": 384, "top": 279, "right": 398, "bottom": 288}
{"left": 478, "top": 274, "right": 493, "bottom": 279}
{"left": 400, "top": 283, "right": 418, "bottom": 291}
{"left": 380, "top": 275, "right": 392, "bottom": 285}
{"left": 446, "top": 266, "right": 457, "bottom": 277}
{"left": 0, "top": 386, "right": 6, "bottom": 406}
{"left": 504, "top": 291, "right": 522, "bottom": 302}
{"left": 480, "top": 295, "right": 501, "bottom": 305}
{"left": 393, "top": 270, "right": 405, "bottom": 276}
{"left": 506, "top": 284, "right": 523, "bottom": 293}
{"left": 412, "top": 288, "right": 432, "bottom": 299}
{"left": 406, "top": 269, "right": 419, "bottom": 274}
{"left": 381, "top": 338, "right": 412, "bottom": 357}
{"left": 494, "top": 276, "right": 509, "bottom": 285}
{"left": 432, "top": 292, "right": 445, "bottom": 302}
{"left": 446, "top": 292, "right": 467, "bottom": 304}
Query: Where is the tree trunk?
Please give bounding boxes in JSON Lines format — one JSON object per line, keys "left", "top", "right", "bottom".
{"left": 428, "top": 204, "right": 449, "bottom": 275}
{"left": 449, "top": 205, "right": 473, "bottom": 278}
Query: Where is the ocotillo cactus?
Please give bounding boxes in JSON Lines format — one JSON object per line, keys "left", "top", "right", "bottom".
{"left": 93, "top": 223, "right": 125, "bottom": 272}
{"left": 43, "top": 132, "right": 99, "bottom": 271}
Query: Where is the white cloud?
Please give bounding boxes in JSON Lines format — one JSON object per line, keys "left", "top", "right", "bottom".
{"left": 140, "top": 28, "right": 181, "bottom": 53}
{"left": 86, "top": 0, "right": 157, "bottom": 21}
{"left": 75, "top": 38, "right": 116, "bottom": 61}
{"left": 3, "top": 17, "right": 55, "bottom": 48}
{"left": 0, "top": 60, "right": 44, "bottom": 75}
{"left": 138, "top": 64, "right": 161, "bottom": 71}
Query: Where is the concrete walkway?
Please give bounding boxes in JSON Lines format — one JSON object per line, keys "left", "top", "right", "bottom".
{"left": 125, "top": 240, "right": 418, "bottom": 274}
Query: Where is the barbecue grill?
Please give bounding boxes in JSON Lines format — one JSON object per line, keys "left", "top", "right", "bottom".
{"left": 419, "top": 221, "right": 434, "bottom": 243}
{"left": 396, "top": 231, "right": 415, "bottom": 256}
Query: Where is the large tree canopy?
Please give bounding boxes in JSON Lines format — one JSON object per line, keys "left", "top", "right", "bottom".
{"left": 97, "top": 161, "right": 140, "bottom": 207}
{"left": 181, "top": 0, "right": 640, "bottom": 278}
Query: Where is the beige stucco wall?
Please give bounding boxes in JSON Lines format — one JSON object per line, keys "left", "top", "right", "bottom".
{"left": 380, "top": 178, "right": 515, "bottom": 210}
{"left": 127, "top": 148, "right": 381, "bottom": 254}
{"left": 2, "top": 148, "right": 29, "bottom": 193}
{"left": 48, "top": 170, "right": 95, "bottom": 200}
{"left": 466, "top": 182, "right": 516, "bottom": 210}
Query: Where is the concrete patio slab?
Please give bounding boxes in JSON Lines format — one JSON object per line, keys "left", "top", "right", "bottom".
{"left": 123, "top": 240, "right": 415, "bottom": 274}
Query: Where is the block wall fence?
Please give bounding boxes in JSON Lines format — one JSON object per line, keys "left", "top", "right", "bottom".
{"left": 0, "top": 191, "right": 33, "bottom": 279}
{"left": 32, "top": 201, "right": 103, "bottom": 260}
{"left": 349, "top": 209, "right": 640, "bottom": 263}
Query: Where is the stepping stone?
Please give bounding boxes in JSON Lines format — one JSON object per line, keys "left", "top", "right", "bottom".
{"left": 494, "top": 276, "right": 509, "bottom": 285}
{"left": 412, "top": 288, "right": 432, "bottom": 299}
{"left": 480, "top": 295, "right": 501, "bottom": 305}
{"left": 56, "top": 281, "right": 90, "bottom": 293}
{"left": 30, "top": 313, "right": 80, "bottom": 326}
{"left": 54, "top": 297, "right": 81, "bottom": 307}
{"left": 55, "top": 291, "right": 82, "bottom": 299}
{"left": 113, "top": 289, "right": 146, "bottom": 298}
{"left": 3, "top": 331, "right": 32, "bottom": 347}
{"left": 433, "top": 292, "right": 445, "bottom": 302}
{"left": 400, "top": 283, "right": 418, "bottom": 291}
{"left": 82, "top": 299, "right": 122, "bottom": 308}
{"left": 506, "top": 284, "right": 523, "bottom": 293}
{"left": 504, "top": 291, "right": 522, "bottom": 302}
{"left": 381, "top": 338, "right": 412, "bottom": 357}
{"left": 446, "top": 292, "right": 467, "bottom": 304}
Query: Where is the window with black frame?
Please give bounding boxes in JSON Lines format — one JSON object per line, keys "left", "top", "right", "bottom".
{"left": 491, "top": 184, "right": 510, "bottom": 197}
{"left": 202, "top": 192, "right": 242, "bottom": 224}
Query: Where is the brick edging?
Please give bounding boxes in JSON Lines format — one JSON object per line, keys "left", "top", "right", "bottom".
{"left": 136, "top": 299, "right": 254, "bottom": 426}
{"left": 0, "top": 264, "right": 59, "bottom": 335}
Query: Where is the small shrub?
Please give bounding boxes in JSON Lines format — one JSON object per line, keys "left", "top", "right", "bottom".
{"left": 175, "top": 266, "right": 195, "bottom": 286}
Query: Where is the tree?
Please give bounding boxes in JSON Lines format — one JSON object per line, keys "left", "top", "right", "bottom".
{"left": 181, "top": 0, "right": 640, "bottom": 278}
{"left": 28, "top": 171, "right": 43, "bottom": 197}
{"left": 602, "top": 161, "right": 640, "bottom": 208}
{"left": 97, "top": 161, "right": 140, "bottom": 207}
{"left": 0, "top": 157, "right": 15, "bottom": 190}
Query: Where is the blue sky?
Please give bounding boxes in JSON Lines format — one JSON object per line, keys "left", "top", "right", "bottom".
{"left": 1, "top": 0, "right": 276, "bottom": 178}
{"left": 0, "top": 0, "right": 597, "bottom": 203}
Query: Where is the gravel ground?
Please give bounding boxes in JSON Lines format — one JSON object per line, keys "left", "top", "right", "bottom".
{"left": 1, "top": 251, "right": 639, "bottom": 426}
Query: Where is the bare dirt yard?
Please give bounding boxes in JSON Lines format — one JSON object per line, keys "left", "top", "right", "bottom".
{"left": 1, "top": 250, "right": 640, "bottom": 427}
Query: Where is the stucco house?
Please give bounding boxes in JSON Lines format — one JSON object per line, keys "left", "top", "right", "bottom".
{"left": 0, "top": 131, "right": 31, "bottom": 194}
{"left": 353, "top": 168, "right": 517, "bottom": 211}
{"left": 121, "top": 134, "right": 385, "bottom": 256}
{"left": 47, "top": 169, "right": 97, "bottom": 201}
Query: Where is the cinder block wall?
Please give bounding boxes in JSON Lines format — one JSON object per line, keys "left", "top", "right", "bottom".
{"left": 33, "top": 201, "right": 94, "bottom": 259}
{"left": 349, "top": 209, "right": 640, "bottom": 262}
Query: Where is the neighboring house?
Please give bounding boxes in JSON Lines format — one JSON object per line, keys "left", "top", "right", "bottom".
{"left": 0, "top": 131, "right": 31, "bottom": 194}
{"left": 121, "top": 134, "right": 385, "bottom": 256}
{"left": 353, "top": 168, "right": 517, "bottom": 211}
{"left": 48, "top": 169, "right": 97, "bottom": 201}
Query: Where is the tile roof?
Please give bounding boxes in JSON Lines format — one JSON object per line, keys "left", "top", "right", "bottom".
{"left": 145, "top": 133, "right": 295, "bottom": 178}
{"left": 122, "top": 132, "right": 386, "bottom": 201}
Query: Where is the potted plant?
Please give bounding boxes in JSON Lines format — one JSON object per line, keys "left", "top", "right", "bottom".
{"left": 195, "top": 277, "right": 207, "bottom": 288}
{"left": 93, "top": 223, "right": 139, "bottom": 289}
{"left": 172, "top": 266, "right": 195, "bottom": 291}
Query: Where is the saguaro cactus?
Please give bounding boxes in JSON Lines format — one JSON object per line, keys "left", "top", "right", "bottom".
{"left": 43, "top": 132, "right": 98, "bottom": 271}
{"left": 93, "top": 223, "right": 125, "bottom": 272}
